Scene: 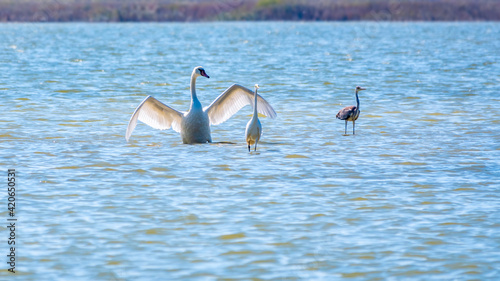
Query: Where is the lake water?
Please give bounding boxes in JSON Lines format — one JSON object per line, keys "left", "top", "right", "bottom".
{"left": 1, "top": 22, "right": 499, "bottom": 280}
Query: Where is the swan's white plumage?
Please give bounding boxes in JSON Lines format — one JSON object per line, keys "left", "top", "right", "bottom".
{"left": 125, "top": 67, "right": 277, "bottom": 144}
{"left": 125, "top": 96, "right": 183, "bottom": 142}
{"left": 205, "top": 84, "right": 277, "bottom": 125}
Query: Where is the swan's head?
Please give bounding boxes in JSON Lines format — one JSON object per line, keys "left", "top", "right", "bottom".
{"left": 254, "top": 84, "right": 259, "bottom": 90}
{"left": 355, "top": 86, "right": 366, "bottom": 92}
{"left": 193, "top": 66, "right": 210, "bottom": 79}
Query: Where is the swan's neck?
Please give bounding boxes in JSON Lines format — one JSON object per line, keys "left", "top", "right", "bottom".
{"left": 355, "top": 90, "right": 360, "bottom": 111}
{"left": 190, "top": 73, "right": 201, "bottom": 109}
{"left": 253, "top": 89, "right": 258, "bottom": 118}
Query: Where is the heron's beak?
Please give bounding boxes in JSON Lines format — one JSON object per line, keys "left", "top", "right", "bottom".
{"left": 360, "top": 87, "right": 366, "bottom": 91}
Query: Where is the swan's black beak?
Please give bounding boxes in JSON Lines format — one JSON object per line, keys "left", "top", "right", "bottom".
{"left": 200, "top": 69, "right": 210, "bottom": 78}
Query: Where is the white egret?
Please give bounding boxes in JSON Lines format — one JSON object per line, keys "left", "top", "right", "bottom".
{"left": 125, "top": 66, "right": 277, "bottom": 144}
{"left": 245, "top": 84, "right": 263, "bottom": 152}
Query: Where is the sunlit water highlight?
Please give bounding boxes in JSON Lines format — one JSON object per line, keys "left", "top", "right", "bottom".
{"left": 1, "top": 22, "right": 499, "bottom": 280}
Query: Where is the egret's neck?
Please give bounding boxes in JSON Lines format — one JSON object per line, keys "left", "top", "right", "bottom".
{"left": 355, "top": 90, "right": 360, "bottom": 111}
{"left": 253, "top": 89, "right": 258, "bottom": 117}
{"left": 190, "top": 73, "right": 201, "bottom": 109}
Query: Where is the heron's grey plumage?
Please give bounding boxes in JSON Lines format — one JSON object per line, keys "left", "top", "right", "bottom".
{"left": 336, "top": 86, "right": 365, "bottom": 134}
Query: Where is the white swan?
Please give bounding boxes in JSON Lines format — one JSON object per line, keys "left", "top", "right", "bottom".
{"left": 125, "top": 66, "right": 277, "bottom": 144}
{"left": 245, "top": 84, "right": 263, "bottom": 152}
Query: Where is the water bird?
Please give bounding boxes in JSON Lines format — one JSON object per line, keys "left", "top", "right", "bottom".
{"left": 336, "top": 86, "right": 366, "bottom": 135}
{"left": 245, "top": 84, "right": 263, "bottom": 152}
{"left": 126, "top": 66, "right": 277, "bottom": 144}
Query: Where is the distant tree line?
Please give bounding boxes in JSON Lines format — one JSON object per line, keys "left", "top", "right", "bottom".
{"left": 0, "top": 0, "right": 499, "bottom": 22}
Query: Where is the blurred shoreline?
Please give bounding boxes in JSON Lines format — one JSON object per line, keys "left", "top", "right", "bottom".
{"left": 1, "top": 0, "right": 499, "bottom": 22}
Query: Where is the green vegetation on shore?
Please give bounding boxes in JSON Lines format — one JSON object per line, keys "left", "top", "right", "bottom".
{"left": 0, "top": 0, "right": 499, "bottom": 22}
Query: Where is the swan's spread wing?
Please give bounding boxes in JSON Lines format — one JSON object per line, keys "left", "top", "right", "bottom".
{"left": 204, "top": 84, "right": 277, "bottom": 126}
{"left": 125, "top": 96, "right": 183, "bottom": 141}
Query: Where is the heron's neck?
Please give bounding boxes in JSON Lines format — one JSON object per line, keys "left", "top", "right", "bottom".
{"left": 253, "top": 89, "right": 258, "bottom": 117}
{"left": 355, "top": 90, "right": 360, "bottom": 110}
{"left": 190, "top": 73, "right": 201, "bottom": 109}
